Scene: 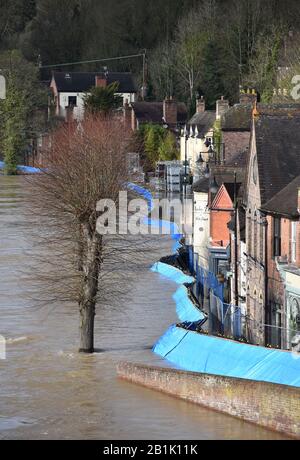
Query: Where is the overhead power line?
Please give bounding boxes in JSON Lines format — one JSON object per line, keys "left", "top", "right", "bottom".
{"left": 39, "top": 51, "right": 147, "bottom": 100}
{"left": 39, "top": 52, "right": 146, "bottom": 69}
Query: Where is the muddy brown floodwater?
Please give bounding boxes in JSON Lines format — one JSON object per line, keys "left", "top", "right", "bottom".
{"left": 0, "top": 176, "right": 288, "bottom": 440}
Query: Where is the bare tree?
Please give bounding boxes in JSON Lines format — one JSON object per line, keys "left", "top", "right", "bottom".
{"left": 27, "top": 115, "right": 138, "bottom": 353}
{"left": 173, "top": 1, "right": 218, "bottom": 102}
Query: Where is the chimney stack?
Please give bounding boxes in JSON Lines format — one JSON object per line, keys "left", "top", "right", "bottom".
{"left": 163, "top": 96, "right": 178, "bottom": 125}
{"left": 240, "top": 88, "right": 258, "bottom": 105}
{"left": 216, "top": 96, "right": 229, "bottom": 120}
{"left": 196, "top": 96, "right": 205, "bottom": 113}
{"left": 95, "top": 75, "right": 107, "bottom": 88}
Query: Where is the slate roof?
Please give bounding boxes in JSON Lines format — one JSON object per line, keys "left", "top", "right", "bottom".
{"left": 187, "top": 111, "right": 216, "bottom": 137}
{"left": 193, "top": 172, "right": 244, "bottom": 194}
{"left": 255, "top": 114, "right": 300, "bottom": 206}
{"left": 261, "top": 174, "right": 300, "bottom": 218}
{"left": 221, "top": 104, "right": 252, "bottom": 131}
{"left": 131, "top": 102, "right": 187, "bottom": 125}
{"left": 220, "top": 102, "right": 300, "bottom": 132}
{"left": 225, "top": 148, "right": 249, "bottom": 168}
{"left": 51, "top": 71, "right": 137, "bottom": 93}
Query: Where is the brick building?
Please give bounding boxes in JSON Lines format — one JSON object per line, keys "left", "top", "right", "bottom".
{"left": 126, "top": 97, "right": 187, "bottom": 133}
{"left": 243, "top": 108, "right": 300, "bottom": 347}
{"left": 261, "top": 176, "right": 300, "bottom": 349}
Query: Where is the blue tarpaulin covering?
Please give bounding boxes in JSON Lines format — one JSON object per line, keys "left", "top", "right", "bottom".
{"left": 0, "top": 161, "right": 41, "bottom": 174}
{"left": 151, "top": 262, "right": 194, "bottom": 285}
{"left": 127, "top": 183, "right": 154, "bottom": 212}
{"left": 153, "top": 325, "right": 300, "bottom": 388}
{"left": 173, "top": 285, "right": 205, "bottom": 323}
{"left": 127, "top": 183, "right": 183, "bottom": 242}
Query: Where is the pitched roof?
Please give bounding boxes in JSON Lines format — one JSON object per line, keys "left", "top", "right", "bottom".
{"left": 261, "top": 174, "right": 300, "bottom": 218}
{"left": 51, "top": 71, "right": 137, "bottom": 93}
{"left": 225, "top": 148, "right": 249, "bottom": 168}
{"left": 255, "top": 114, "right": 300, "bottom": 206}
{"left": 188, "top": 111, "right": 216, "bottom": 137}
{"left": 220, "top": 102, "right": 300, "bottom": 132}
{"left": 221, "top": 104, "right": 252, "bottom": 131}
{"left": 131, "top": 101, "right": 187, "bottom": 125}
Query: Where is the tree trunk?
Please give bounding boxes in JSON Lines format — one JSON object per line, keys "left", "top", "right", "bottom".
{"left": 79, "top": 301, "right": 95, "bottom": 353}
{"left": 78, "top": 224, "right": 102, "bottom": 354}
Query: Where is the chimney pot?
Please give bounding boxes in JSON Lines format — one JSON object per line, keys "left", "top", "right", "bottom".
{"left": 239, "top": 88, "right": 258, "bottom": 105}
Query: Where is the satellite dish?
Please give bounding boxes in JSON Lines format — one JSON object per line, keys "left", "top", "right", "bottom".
{"left": 0, "top": 75, "right": 6, "bottom": 100}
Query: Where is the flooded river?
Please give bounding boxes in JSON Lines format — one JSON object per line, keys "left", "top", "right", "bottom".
{"left": 0, "top": 177, "right": 287, "bottom": 440}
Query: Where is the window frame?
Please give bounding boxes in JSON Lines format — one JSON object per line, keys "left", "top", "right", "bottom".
{"left": 273, "top": 217, "right": 282, "bottom": 258}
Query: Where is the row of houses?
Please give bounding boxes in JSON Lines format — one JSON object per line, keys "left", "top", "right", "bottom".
{"left": 182, "top": 91, "right": 300, "bottom": 350}
{"left": 40, "top": 71, "right": 300, "bottom": 351}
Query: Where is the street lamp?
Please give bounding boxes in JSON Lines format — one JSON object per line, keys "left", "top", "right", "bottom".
{"left": 183, "top": 126, "right": 189, "bottom": 197}
{"left": 210, "top": 176, "right": 219, "bottom": 194}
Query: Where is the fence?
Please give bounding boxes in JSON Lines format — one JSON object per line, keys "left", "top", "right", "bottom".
{"left": 186, "top": 245, "right": 300, "bottom": 350}
{"left": 187, "top": 246, "right": 243, "bottom": 340}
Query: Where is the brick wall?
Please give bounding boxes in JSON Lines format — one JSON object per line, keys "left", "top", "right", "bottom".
{"left": 118, "top": 362, "right": 300, "bottom": 438}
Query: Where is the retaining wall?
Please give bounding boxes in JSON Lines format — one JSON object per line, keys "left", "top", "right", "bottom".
{"left": 117, "top": 362, "right": 300, "bottom": 439}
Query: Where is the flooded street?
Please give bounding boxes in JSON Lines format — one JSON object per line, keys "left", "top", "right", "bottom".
{"left": 0, "top": 177, "right": 287, "bottom": 440}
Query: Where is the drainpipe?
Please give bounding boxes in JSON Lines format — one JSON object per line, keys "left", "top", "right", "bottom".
{"left": 263, "top": 216, "right": 269, "bottom": 346}
{"left": 234, "top": 172, "right": 239, "bottom": 307}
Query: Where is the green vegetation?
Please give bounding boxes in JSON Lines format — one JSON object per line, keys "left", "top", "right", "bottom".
{"left": 139, "top": 123, "right": 179, "bottom": 168}
{"left": 84, "top": 82, "right": 123, "bottom": 114}
{"left": 0, "top": 50, "right": 47, "bottom": 174}
{"left": 1, "top": 82, "right": 26, "bottom": 174}
{"left": 158, "top": 131, "right": 179, "bottom": 162}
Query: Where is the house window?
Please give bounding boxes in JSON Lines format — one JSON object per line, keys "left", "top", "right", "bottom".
{"left": 68, "top": 96, "right": 77, "bottom": 107}
{"left": 273, "top": 217, "right": 281, "bottom": 258}
{"left": 291, "top": 221, "right": 297, "bottom": 263}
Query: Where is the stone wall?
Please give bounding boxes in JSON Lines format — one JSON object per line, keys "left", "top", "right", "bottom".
{"left": 117, "top": 362, "right": 300, "bottom": 439}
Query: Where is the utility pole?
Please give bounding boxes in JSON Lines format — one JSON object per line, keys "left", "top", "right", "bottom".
{"left": 142, "top": 49, "right": 147, "bottom": 101}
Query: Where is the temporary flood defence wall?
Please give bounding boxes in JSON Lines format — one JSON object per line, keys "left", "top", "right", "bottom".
{"left": 0, "top": 161, "right": 40, "bottom": 174}
{"left": 153, "top": 325, "right": 300, "bottom": 388}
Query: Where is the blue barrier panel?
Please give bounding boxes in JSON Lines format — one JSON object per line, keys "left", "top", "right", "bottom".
{"left": 153, "top": 325, "right": 300, "bottom": 388}
{"left": 151, "top": 262, "right": 195, "bottom": 285}
{"left": 0, "top": 161, "right": 41, "bottom": 174}
{"left": 173, "top": 285, "right": 205, "bottom": 323}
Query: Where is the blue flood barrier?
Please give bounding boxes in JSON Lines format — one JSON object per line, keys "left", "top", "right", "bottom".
{"left": 0, "top": 161, "right": 41, "bottom": 174}
{"left": 127, "top": 182, "right": 154, "bottom": 212}
{"left": 151, "top": 262, "right": 195, "bottom": 285}
{"left": 153, "top": 325, "right": 300, "bottom": 388}
{"left": 173, "top": 285, "right": 205, "bottom": 323}
{"left": 127, "top": 183, "right": 183, "bottom": 242}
